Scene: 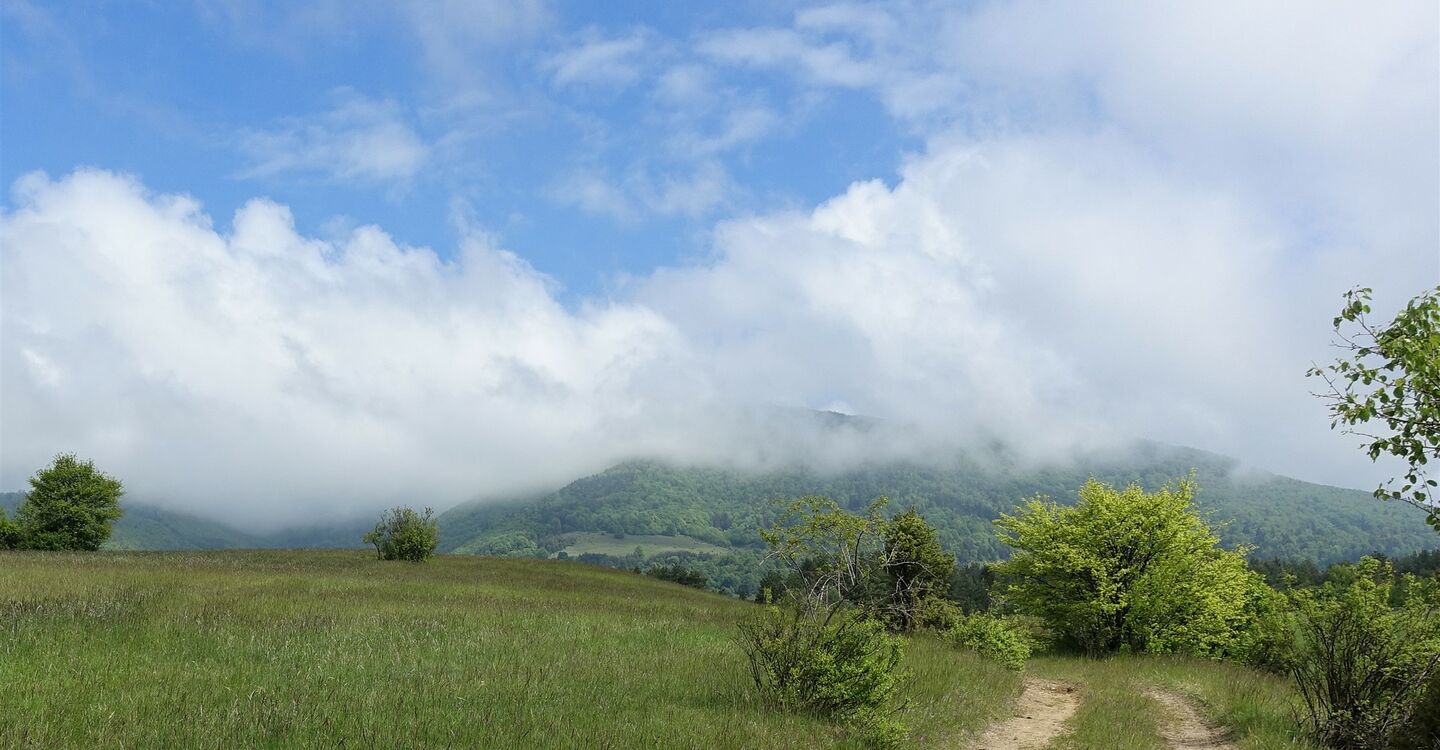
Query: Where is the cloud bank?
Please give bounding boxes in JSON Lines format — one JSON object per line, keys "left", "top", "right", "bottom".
{"left": 2, "top": 2, "right": 1436, "bottom": 526}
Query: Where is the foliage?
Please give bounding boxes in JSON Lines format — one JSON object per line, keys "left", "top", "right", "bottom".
{"left": 880, "top": 508, "right": 955, "bottom": 631}
{"left": 941, "top": 613, "right": 1032, "bottom": 671}
{"left": 1388, "top": 670, "right": 1440, "bottom": 750}
{"left": 948, "top": 561, "right": 995, "bottom": 613}
{"left": 760, "top": 496, "right": 954, "bottom": 632}
{"left": 1289, "top": 557, "right": 1440, "bottom": 749}
{"left": 995, "top": 475, "right": 1270, "bottom": 657}
{"left": 362, "top": 506, "right": 439, "bottom": 562}
{"left": 759, "top": 495, "right": 893, "bottom": 617}
{"left": 644, "top": 562, "right": 707, "bottom": 589}
{"left": 15, "top": 453, "right": 124, "bottom": 551}
{"left": 914, "top": 596, "right": 963, "bottom": 631}
{"left": 435, "top": 450, "right": 1440, "bottom": 595}
{"left": 1310, "top": 286, "right": 1440, "bottom": 531}
{"left": 0, "top": 508, "right": 20, "bottom": 550}
{"left": 736, "top": 605, "right": 907, "bottom": 747}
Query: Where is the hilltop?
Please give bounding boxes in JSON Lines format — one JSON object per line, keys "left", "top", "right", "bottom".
{"left": 5, "top": 441, "right": 1435, "bottom": 584}
{"left": 433, "top": 442, "right": 1439, "bottom": 593}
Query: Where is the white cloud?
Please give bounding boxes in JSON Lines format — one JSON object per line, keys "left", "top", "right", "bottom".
{"left": 2, "top": 2, "right": 1435, "bottom": 523}
{"left": 395, "top": 0, "right": 552, "bottom": 99}
{"left": 238, "top": 92, "right": 430, "bottom": 186}
{"left": 552, "top": 161, "right": 734, "bottom": 222}
{"left": 545, "top": 30, "right": 651, "bottom": 89}
{"left": 0, "top": 169, "right": 695, "bottom": 524}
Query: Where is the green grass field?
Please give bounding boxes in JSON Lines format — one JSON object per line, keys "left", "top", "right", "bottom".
{"left": 0, "top": 550, "right": 1322, "bottom": 749}
{"left": 1031, "top": 656, "right": 1318, "bottom": 750}
{"left": 557, "top": 531, "right": 729, "bottom": 558}
{"left": 0, "top": 550, "right": 1021, "bottom": 749}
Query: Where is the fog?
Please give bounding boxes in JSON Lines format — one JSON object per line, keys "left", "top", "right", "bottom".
{"left": 2, "top": 2, "right": 1435, "bottom": 528}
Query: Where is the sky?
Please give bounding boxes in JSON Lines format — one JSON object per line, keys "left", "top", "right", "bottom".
{"left": 2, "top": 1, "right": 1437, "bottom": 526}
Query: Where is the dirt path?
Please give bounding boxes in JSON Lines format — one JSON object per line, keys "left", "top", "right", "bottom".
{"left": 1144, "top": 688, "right": 1237, "bottom": 750}
{"left": 967, "top": 677, "right": 1080, "bottom": 750}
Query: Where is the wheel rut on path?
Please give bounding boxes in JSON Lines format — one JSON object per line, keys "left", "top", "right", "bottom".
{"left": 1144, "top": 688, "right": 1237, "bottom": 750}
{"left": 967, "top": 677, "right": 1079, "bottom": 750}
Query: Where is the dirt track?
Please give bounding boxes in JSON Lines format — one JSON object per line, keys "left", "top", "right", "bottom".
{"left": 1145, "top": 688, "right": 1238, "bottom": 750}
{"left": 967, "top": 677, "right": 1080, "bottom": 750}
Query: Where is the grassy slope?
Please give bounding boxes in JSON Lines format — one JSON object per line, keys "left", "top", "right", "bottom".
{"left": 0, "top": 550, "right": 1021, "bottom": 749}
{"left": 1032, "top": 656, "right": 1319, "bottom": 750}
{"left": 559, "top": 531, "right": 729, "bottom": 557}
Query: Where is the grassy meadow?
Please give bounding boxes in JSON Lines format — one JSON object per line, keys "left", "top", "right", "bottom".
{"left": 0, "top": 550, "right": 1021, "bottom": 749}
{"left": 558, "top": 532, "right": 729, "bottom": 559}
{"left": 1031, "top": 656, "right": 1319, "bottom": 750}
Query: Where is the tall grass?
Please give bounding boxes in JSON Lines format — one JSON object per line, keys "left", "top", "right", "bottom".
{"left": 1030, "top": 655, "right": 1321, "bottom": 750}
{"left": 0, "top": 550, "right": 1018, "bottom": 748}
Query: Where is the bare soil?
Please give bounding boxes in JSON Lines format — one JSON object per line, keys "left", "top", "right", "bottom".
{"left": 1144, "top": 688, "right": 1238, "bottom": 750}
{"left": 968, "top": 677, "right": 1081, "bottom": 750}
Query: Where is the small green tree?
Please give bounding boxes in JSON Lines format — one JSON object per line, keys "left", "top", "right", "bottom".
{"left": 994, "top": 475, "right": 1268, "bottom": 657}
{"left": 0, "top": 508, "right": 21, "bottom": 550}
{"left": 1309, "top": 286, "right": 1440, "bottom": 530}
{"left": 740, "top": 496, "right": 910, "bottom": 746}
{"left": 363, "top": 506, "right": 439, "bottom": 562}
{"left": 880, "top": 508, "right": 955, "bottom": 631}
{"left": 15, "top": 453, "right": 124, "bottom": 551}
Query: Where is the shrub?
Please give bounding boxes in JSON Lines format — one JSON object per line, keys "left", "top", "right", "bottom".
{"left": 1230, "top": 584, "right": 1296, "bottom": 674}
{"left": 0, "top": 509, "right": 20, "bottom": 550}
{"left": 995, "top": 475, "right": 1269, "bottom": 657}
{"left": 942, "top": 613, "right": 1032, "bottom": 671}
{"left": 363, "top": 506, "right": 440, "bottom": 562}
{"left": 15, "top": 453, "right": 124, "bottom": 551}
{"left": 738, "top": 606, "right": 906, "bottom": 747}
{"left": 914, "top": 596, "right": 963, "bottom": 632}
{"left": 1290, "top": 558, "right": 1440, "bottom": 749}
{"left": 1388, "top": 670, "right": 1440, "bottom": 750}
{"left": 879, "top": 508, "right": 955, "bottom": 631}
{"left": 646, "top": 563, "right": 707, "bottom": 589}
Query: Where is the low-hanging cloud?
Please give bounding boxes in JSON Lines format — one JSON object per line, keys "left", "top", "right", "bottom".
{"left": 2, "top": 1, "right": 1436, "bottom": 527}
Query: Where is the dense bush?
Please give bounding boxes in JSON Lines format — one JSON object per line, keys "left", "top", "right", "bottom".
{"left": 878, "top": 508, "right": 955, "bottom": 631}
{"left": 14, "top": 454, "right": 124, "bottom": 551}
{"left": 942, "top": 613, "right": 1032, "bottom": 671}
{"left": 645, "top": 563, "right": 707, "bottom": 589}
{"left": 995, "top": 475, "right": 1270, "bottom": 657}
{"left": 0, "top": 509, "right": 19, "bottom": 550}
{"left": 363, "top": 506, "right": 440, "bottom": 562}
{"left": 1290, "top": 558, "right": 1440, "bottom": 749}
{"left": 1388, "top": 670, "right": 1440, "bottom": 750}
{"left": 1229, "top": 584, "right": 1297, "bottom": 674}
{"left": 737, "top": 606, "right": 906, "bottom": 747}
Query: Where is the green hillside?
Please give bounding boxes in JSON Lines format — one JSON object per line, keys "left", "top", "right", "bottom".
{"left": 436, "top": 443, "right": 1440, "bottom": 594}
{"left": 0, "top": 550, "right": 1025, "bottom": 748}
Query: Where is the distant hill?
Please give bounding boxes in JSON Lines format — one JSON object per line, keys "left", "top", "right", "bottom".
{"left": 6, "top": 441, "right": 1435, "bottom": 580}
{"left": 434, "top": 442, "right": 1440, "bottom": 594}
{"left": 0, "top": 492, "right": 364, "bottom": 551}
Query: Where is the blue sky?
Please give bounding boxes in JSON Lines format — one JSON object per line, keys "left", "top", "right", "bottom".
{"left": 3, "top": 0, "right": 916, "bottom": 298}
{"left": 2, "top": 1, "right": 1437, "bottom": 523}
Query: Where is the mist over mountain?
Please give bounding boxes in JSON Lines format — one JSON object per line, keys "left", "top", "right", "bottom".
{"left": 8, "top": 435, "right": 1432, "bottom": 575}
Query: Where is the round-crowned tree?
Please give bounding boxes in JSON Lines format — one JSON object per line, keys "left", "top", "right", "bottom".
{"left": 994, "top": 475, "right": 1270, "bottom": 658}
{"left": 363, "top": 506, "right": 440, "bottom": 562}
{"left": 17, "top": 453, "right": 125, "bottom": 551}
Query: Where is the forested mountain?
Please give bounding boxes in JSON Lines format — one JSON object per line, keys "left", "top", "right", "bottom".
{"left": 6, "top": 441, "right": 1436, "bottom": 581}
{"left": 0, "top": 492, "right": 364, "bottom": 551}
{"left": 434, "top": 442, "right": 1440, "bottom": 588}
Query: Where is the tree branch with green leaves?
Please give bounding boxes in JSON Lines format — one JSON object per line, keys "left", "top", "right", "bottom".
{"left": 1308, "top": 286, "right": 1440, "bottom": 531}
